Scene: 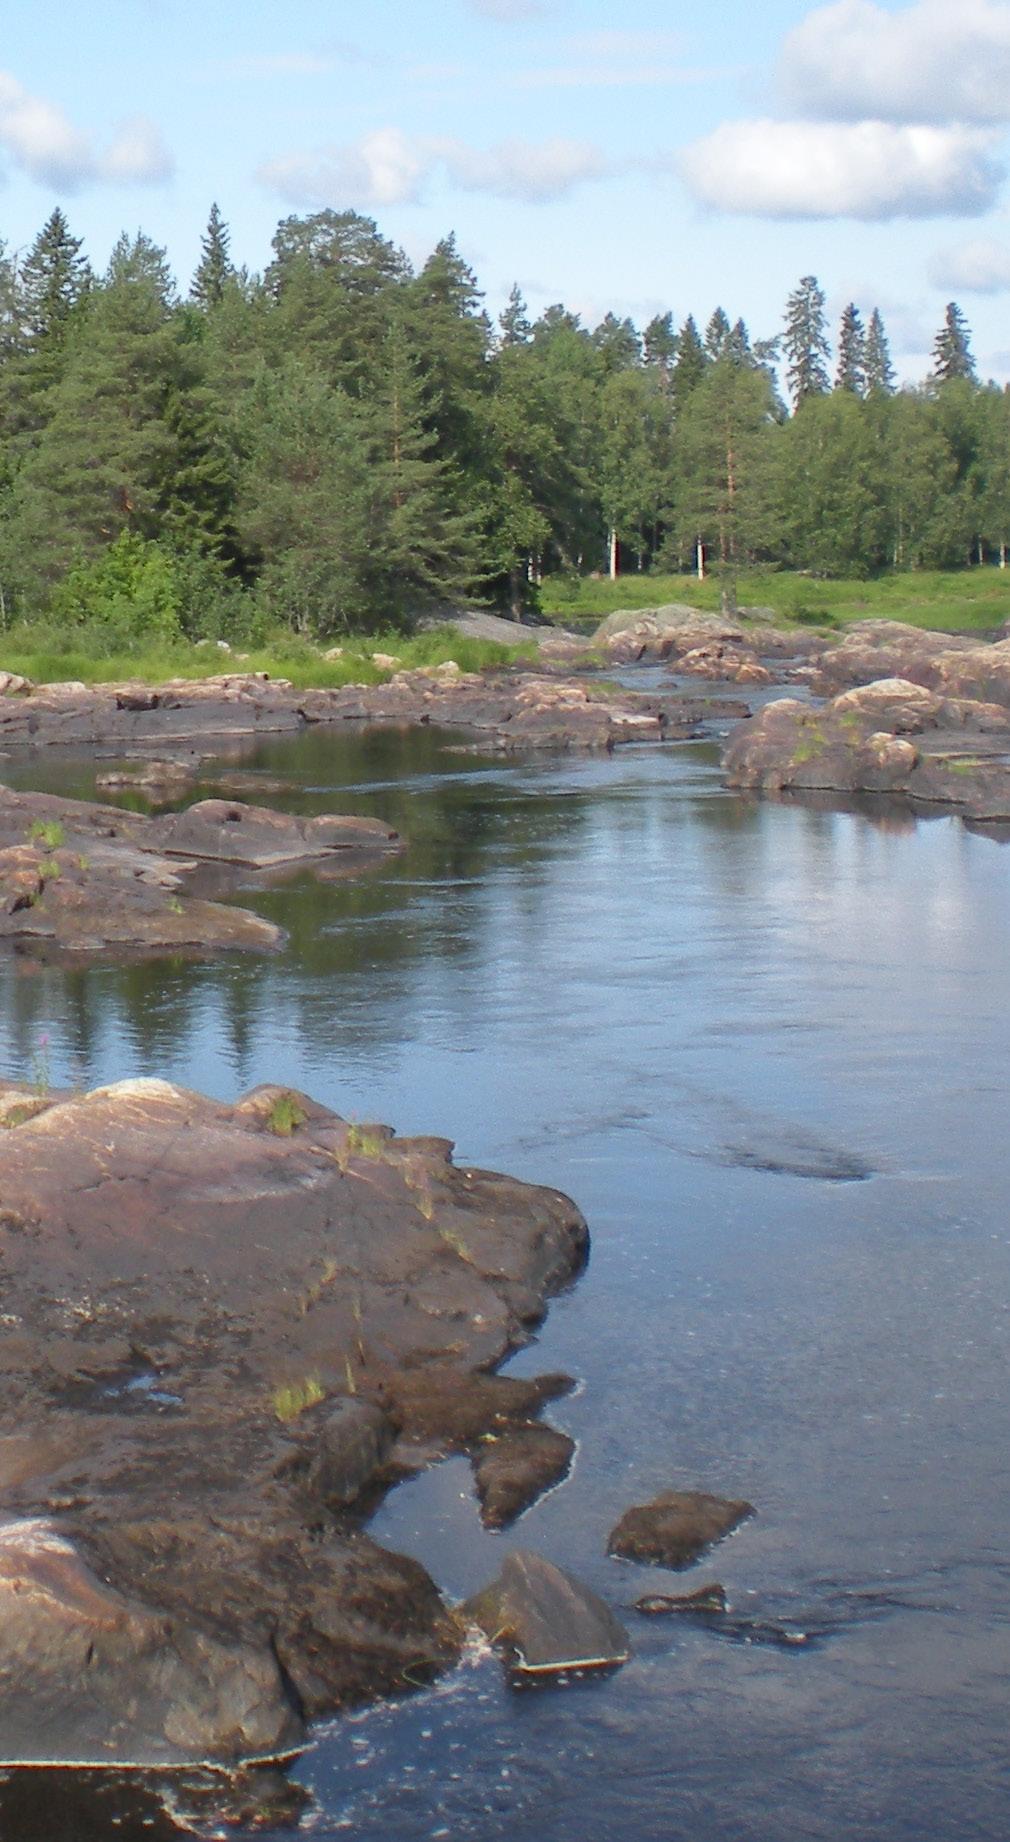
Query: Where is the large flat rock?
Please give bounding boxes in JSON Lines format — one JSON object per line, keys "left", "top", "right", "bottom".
{"left": 0, "top": 1077, "right": 589, "bottom": 1765}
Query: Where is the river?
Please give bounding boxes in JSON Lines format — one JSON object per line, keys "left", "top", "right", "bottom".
{"left": 0, "top": 717, "right": 1007, "bottom": 1840}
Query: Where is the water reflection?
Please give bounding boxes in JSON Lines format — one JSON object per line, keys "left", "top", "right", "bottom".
{"left": 0, "top": 726, "right": 1008, "bottom": 1840}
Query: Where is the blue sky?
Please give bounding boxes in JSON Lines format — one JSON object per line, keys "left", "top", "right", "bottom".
{"left": 4, "top": 0, "right": 1010, "bottom": 381}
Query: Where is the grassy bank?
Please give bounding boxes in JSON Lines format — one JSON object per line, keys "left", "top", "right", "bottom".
{"left": 540, "top": 568, "right": 1010, "bottom": 633}
{"left": 0, "top": 626, "right": 536, "bottom": 690}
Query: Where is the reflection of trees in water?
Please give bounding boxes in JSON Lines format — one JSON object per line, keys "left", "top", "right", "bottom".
{"left": 0, "top": 724, "right": 602, "bottom": 1091}
{"left": 0, "top": 1763, "right": 310, "bottom": 1839}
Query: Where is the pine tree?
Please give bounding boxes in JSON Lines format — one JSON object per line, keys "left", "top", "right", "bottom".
{"left": 931, "top": 302, "right": 977, "bottom": 387}
{"left": 783, "top": 276, "right": 830, "bottom": 408}
{"left": 499, "top": 284, "right": 531, "bottom": 347}
{"left": 864, "top": 309, "right": 895, "bottom": 395}
{"left": 191, "top": 203, "right": 233, "bottom": 309}
{"left": 592, "top": 313, "right": 641, "bottom": 372}
{"left": 835, "top": 304, "right": 866, "bottom": 395}
{"left": 726, "top": 318, "right": 753, "bottom": 367}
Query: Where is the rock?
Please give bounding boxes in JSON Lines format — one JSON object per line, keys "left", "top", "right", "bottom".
{"left": 96, "top": 758, "right": 196, "bottom": 798}
{"left": 676, "top": 644, "right": 774, "bottom": 685}
{"left": 463, "top": 1551, "right": 630, "bottom": 1674}
{"left": 608, "top": 1491, "right": 754, "bottom": 1568}
{"left": 300, "top": 1399, "right": 394, "bottom": 1509}
{"left": 0, "top": 785, "right": 400, "bottom": 961}
{"left": 634, "top": 1583, "right": 728, "bottom": 1615}
{"left": 0, "top": 1075, "right": 589, "bottom": 1761}
{"left": 0, "top": 1517, "right": 302, "bottom": 1767}
{"left": 0, "top": 673, "right": 31, "bottom": 698}
{"left": 471, "top": 1423, "right": 575, "bottom": 1528}
{"left": 723, "top": 678, "right": 1010, "bottom": 823}
{"left": 371, "top": 652, "right": 402, "bottom": 670}
{"left": 154, "top": 799, "right": 400, "bottom": 868}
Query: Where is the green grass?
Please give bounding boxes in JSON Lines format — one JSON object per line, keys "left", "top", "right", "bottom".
{"left": 28, "top": 819, "right": 65, "bottom": 850}
{"left": 539, "top": 568, "right": 1010, "bottom": 634}
{"left": 266, "top": 1091, "right": 307, "bottom": 1137}
{"left": 271, "top": 1376, "right": 326, "bottom": 1424}
{"left": 0, "top": 625, "right": 535, "bottom": 691}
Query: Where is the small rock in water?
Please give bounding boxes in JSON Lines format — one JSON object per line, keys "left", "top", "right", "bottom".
{"left": 634, "top": 1583, "right": 728, "bottom": 1616}
{"left": 471, "top": 1422, "right": 575, "bottom": 1529}
{"left": 463, "top": 1550, "right": 630, "bottom": 1675}
{"left": 609, "top": 1490, "right": 754, "bottom": 1568}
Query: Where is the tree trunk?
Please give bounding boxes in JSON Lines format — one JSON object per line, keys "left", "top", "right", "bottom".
{"left": 1000, "top": 541, "right": 1007, "bottom": 570}
{"left": 508, "top": 567, "right": 523, "bottom": 620}
{"left": 608, "top": 528, "right": 619, "bottom": 580}
{"left": 696, "top": 537, "right": 706, "bottom": 581}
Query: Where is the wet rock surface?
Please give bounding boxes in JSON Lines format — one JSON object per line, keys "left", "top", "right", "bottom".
{"left": 0, "top": 1076, "right": 588, "bottom": 1764}
{"left": 723, "top": 677, "right": 1010, "bottom": 822}
{"left": 608, "top": 1491, "right": 755, "bottom": 1568}
{"left": 0, "top": 785, "right": 399, "bottom": 959}
{"left": 470, "top": 1422, "right": 575, "bottom": 1529}
{"left": 463, "top": 1551, "right": 630, "bottom": 1675}
{"left": 634, "top": 1583, "right": 729, "bottom": 1616}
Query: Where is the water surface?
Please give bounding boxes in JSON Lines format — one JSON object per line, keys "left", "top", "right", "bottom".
{"left": 0, "top": 722, "right": 1007, "bottom": 1841}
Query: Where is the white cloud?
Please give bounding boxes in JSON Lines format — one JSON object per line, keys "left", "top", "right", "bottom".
{"left": 929, "top": 237, "right": 1010, "bottom": 293}
{"left": 258, "top": 129, "right": 429, "bottom": 208}
{"left": 680, "top": 119, "right": 1004, "bottom": 219}
{"left": 781, "top": 0, "right": 1010, "bottom": 125}
{"left": 443, "top": 136, "right": 608, "bottom": 200}
{"left": 0, "top": 71, "right": 171, "bottom": 189}
{"left": 257, "top": 129, "right": 609, "bottom": 207}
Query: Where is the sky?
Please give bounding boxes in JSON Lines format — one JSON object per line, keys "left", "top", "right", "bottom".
{"left": 4, "top": 0, "right": 1010, "bottom": 382}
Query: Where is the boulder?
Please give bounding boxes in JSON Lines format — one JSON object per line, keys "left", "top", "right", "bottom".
{"left": 608, "top": 1491, "right": 754, "bottom": 1568}
{"left": 470, "top": 1423, "right": 575, "bottom": 1528}
{"left": 463, "top": 1551, "right": 630, "bottom": 1674}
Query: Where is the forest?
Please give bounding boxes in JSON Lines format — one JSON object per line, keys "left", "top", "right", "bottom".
{"left": 0, "top": 202, "right": 1006, "bottom": 643}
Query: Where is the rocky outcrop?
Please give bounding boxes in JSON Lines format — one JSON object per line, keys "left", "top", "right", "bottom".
{"left": 805, "top": 619, "right": 1010, "bottom": 707}
{"left": 463, "top": 1551, "right": 630, "bottom": 1675}
{"left": 723, "top": 678, "right": 1010, "bottom": 821}
{"left": 0, "top": 1076, "right": 589, "bottom": 1764}
{"left": 593, "top": 605, "right": 827, "bottom": 669}
{"left": 608, "top": 1491, "right": 754, "bottom": 1568}
{"left": 0, "top": 786, "right": 400, "bottom": 960}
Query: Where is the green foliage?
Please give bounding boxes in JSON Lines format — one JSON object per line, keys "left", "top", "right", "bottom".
{"left": 28, "top": 819, "right": 64, "bottom": 849}
{"left": 266, "top": 1091, "right": 307, "bottom": 1136}
{"left": 52, "top": 532, "right": 182, "bottom": 642}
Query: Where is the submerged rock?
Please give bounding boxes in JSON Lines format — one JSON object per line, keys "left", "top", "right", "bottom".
{"left": 464, "top": 1551, "right": 630, "bottom": 1675}
{"left": 634, "top": 1584, "right": 729, "bottom": 1616}
{"left": 0, "top": 1076, "right": 589, "bottom": 1764}
{"left": 608, "top": 1491, "right": 754, "bottom": 1568}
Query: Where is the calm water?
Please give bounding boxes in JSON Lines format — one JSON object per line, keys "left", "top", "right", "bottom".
{"left": 0, "top": 720, "right": 1008, "bottom": 1841}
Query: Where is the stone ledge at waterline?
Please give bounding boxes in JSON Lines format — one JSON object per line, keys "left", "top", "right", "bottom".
{"left": 0, "top": 1076, "right": 589, "bottom": 1766}
{"left": 0, "top": 665, "right": 746, "bottom": 754}
{"left": 0, "top": 785, "right": 400, "bottom": 960}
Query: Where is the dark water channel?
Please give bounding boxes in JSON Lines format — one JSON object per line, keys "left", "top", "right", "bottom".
{"left": 0, "top": 719, "right": 1008, "bottom": 1840}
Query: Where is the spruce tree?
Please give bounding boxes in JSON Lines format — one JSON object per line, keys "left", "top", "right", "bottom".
{"left": 671, "top": 316, "right": 707, "bottom": 413}
{"left": 643, "top": 313, "right": 676, "bottom": 393}
{"left": 499, "top": 284, "right": 531, "bottom": 347}
{"left": 191, "top": 203, "right": 234, "bottom": 309}
{"left": 835, "top": 304, "right": 866, "bottom": 395}
{"left": 783, "top": 276, "right": 830, "bottom": 408}
{"left": 931, "top": 302, "right": 977, "bottom": 386}
{"left": 704, "top": 307, "right": 732, "bottom": 361}
{"left": 20, "top": 208, "right": 90, "bottom": 346}
{"left": 864, "top": 309, "right": 895, "bottom": 395}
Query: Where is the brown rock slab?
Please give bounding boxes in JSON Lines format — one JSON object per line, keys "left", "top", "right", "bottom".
{"left": 464, "top": 1551, "right": 630, "bottom": 1674}
{"left": 634, "top": 1583, "right": 728, "bottom": 1616}
{"left": 471, "top": 1423, "right": 575, "bottom": 1529}
{"left": 608, "top": 1491, "right": 754, "bottom": 1568}
{"left": 0, "top": 1075, "right": 589, "bottom": 1763}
